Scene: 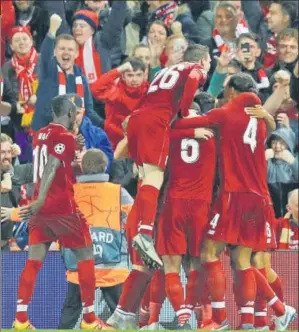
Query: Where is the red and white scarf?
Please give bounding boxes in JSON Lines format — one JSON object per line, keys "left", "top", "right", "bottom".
{"left": 11, "top": 47, "right": 38, "bottom": 127}
{"left": 213, "top": 18, "right": 249, "bottom": 53}
{"left": 256, "top": 68, "right": 270, "bottom": 90}
{"left": 264, "top": 33, "right": 277, "bottom": 69}
{"left": 75, "top": 36, "right": 102, "bottom": 84}
{"left": 57, "top": 65, "right": 85, "bottom": 106}
{"left": 152, "top": 1, "right": 178, "bottom": 27}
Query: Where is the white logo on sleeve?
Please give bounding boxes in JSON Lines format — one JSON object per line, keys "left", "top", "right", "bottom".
{"left": 54, "top": 143, "right": 65, "bottom": 154}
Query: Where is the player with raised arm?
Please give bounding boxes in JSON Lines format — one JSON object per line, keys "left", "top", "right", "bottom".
{"left": 127, "top": 44, "right": 210, "bottom": 268}
{"left": 13, "top": 94, "right": 112, "bottom": 330}
{"left": 107, "top": 45, "right": 210, "bottom": 330}
{"left": 174, "top": 73, "right": 297, "bottom": 330}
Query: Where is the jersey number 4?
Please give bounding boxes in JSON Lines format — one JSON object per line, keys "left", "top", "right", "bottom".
{"left": 243, "top": 118, "right": 258, "bottom": 153}
{"left": 181, "top": 138, "right": 200, "bottom": 163}
{"left": 33, "top": 145, "right": 48, "bottom": 183}
{"left": 148, "top": 64, "right": 185, "bottom": 94}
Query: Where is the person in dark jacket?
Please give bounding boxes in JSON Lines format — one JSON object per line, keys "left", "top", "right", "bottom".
{"left": 31, "top": 14, "right": 102, "bottom": 131}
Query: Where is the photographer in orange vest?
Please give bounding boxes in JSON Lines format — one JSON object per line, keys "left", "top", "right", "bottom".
{"left": 59, "top": 148, "right": 133, "bottom": 329}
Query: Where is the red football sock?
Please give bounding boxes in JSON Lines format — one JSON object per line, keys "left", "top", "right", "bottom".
{"left": 137, "top": 185, "right": 159, "bottom": 237}
{"left": 203, "top": 261, "right": 226, "bottom": 324}
{"left": 198, "top": 268, "right": 210, "bottom": 306}
{"left": 148, "top": 270, "right": 166, "bottom": 324}
{"left": 186, "top": 270, "right": 200, "bottom": 310}
{"left": 253, "top": 268, "right": 285, "bottom": 317}
{"left": 78, "top": 259, "right": 96, "bottom": 323}
{"left": 269, "top": 276, "right": 284, "bottom": 303}
{"left": 254, "top": 268, "right": 268, "bottom": 328}
{"left": 165, "top": 273, "right": 191, "bottom": 325}
{"left": 16, "top": 260, "right": 43, "bottom": 323}
{"left": 235, "top": 268, "right": 256, "bottom": 327}
{"left": 118, "top": 269, "right": 151, "bottom": 314}
{"left": 139, "top": 283, "right": 150, "bottom": 327}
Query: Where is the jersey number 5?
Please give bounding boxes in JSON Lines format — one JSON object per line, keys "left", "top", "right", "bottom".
{"left": 181, "top": 138, "right": 200, "bottom": 163}
{"left": 243, "top": 117, "right": 258, "bottom": 153}
{"left": 33, "top": 145, "right": 48, "bottom": 183}
{"left": 148, "top": 64, "right": 184, "bottom": 94}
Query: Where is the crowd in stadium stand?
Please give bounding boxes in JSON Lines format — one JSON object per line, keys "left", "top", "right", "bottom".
{"left": 0, "top": 0, "right": 298, "bottom": 330}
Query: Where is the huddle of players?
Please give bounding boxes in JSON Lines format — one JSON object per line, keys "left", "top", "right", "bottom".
{"left": 11, "top": 42, "right": 297, "bottom": 331}
{"left": 107, "top": 43, "right": 297, "bottom": 331}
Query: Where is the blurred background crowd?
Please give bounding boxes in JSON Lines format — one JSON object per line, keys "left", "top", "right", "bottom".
{"left": 1, "top": 0, "right": 298, "bottom": 250}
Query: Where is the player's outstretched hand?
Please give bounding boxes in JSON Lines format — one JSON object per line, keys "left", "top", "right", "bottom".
{"left": 18, "top": 205, "right": 33, "bottom": 220}
{"left": 19, "top": 200, "right": 43, "bottom": 219}
{"left": 245, "top": 105, "right": 268, "bottom": 119}
{"left": 194, "top": 128, "right": 214, "bottom": 140}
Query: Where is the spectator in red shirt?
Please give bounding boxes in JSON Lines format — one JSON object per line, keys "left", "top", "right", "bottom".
{"left": 92, "top": 57, "right": 148, "bottom": 150}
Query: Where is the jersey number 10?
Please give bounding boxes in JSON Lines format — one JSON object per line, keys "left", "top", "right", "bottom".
{"left": 33, "top": 145, "right": 48, "bottom": 183}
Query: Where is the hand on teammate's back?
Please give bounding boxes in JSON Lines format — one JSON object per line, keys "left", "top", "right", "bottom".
{"left": 194, "top": 128, "right": 214, "bottom": 140}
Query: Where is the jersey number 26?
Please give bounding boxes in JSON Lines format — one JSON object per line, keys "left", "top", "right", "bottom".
{"left": 148, "top": 64, "right": 185, "bottom": 94}
{"left": 33, "top": 145, "right": 48, "bottom": 183}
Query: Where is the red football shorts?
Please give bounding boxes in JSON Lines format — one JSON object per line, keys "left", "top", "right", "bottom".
{"left": 29, "top": 213, "right": 92, "bottom": 249}
{"left": 206, "top": 191, "right": 269, "bottom": 251}
{"left": 127, "top": 112, "right": 169, "bottom": 170}
{"left": 125, "top": 197, "right": 145, "bottom": 266}
{"left": 157, "top": 197, "right": 210, "bottom": 257}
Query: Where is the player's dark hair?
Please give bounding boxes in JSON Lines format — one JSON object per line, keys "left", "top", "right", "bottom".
{"left": 183, "top": 44, "right": 209, "bottom": 63}
{"left": 194, "top": 92, "right": 216, "bottom": 115}
{"left": 122, "top": 57, "right": 146, "bottom": 72}
{"left": 51, "top": 94, "right": 78, "bottom": 118}
{"left": 82, "top": 149, "right": 108, "bottom": 174}
{"left": 227, "top": 73, "right": 258, "bottom": 94}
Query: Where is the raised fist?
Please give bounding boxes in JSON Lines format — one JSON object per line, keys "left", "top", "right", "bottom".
{"left": 171, "top": 21, "right": 182, "bottom": 36}
{"left": 50, "top": 14, "right": 62, "bottom": 34}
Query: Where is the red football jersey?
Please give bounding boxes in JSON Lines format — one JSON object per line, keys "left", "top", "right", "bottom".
{"left": 167, "top": 130, "right": 216, "bottom": 201}
{"left": 134, "top": 62, "right": 207, "bottom": 123}
{"left": 276, "top": 217, "right": 299, "bottom": 250}
{"left": 174, "top": 93, "right": 270, "bottom": 199}
{"left": 32, "top": 123, "right": 77, "bottom": 215}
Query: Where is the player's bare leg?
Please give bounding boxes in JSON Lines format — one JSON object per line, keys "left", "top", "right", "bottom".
{"left": 13, "top": 243, "right": 51, "bottom": 329}
{"left": 107, "top": 264, "right": 152, "bottom": 330}
{"left": 163, "top": 255, "right": 192, "bottom": 329}
{"left": 71, "top": 246, "right": 113, "bottom": 330}
{"left": 132, "top": 164, "right": 163, "bottom": 269}
{"left": 199, "top": 239, "right": 228, "bottom": 330}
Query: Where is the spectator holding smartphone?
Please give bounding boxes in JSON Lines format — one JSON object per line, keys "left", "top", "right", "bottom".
{"left": 236, "top": 32, "right": 270, "bottom": 102}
